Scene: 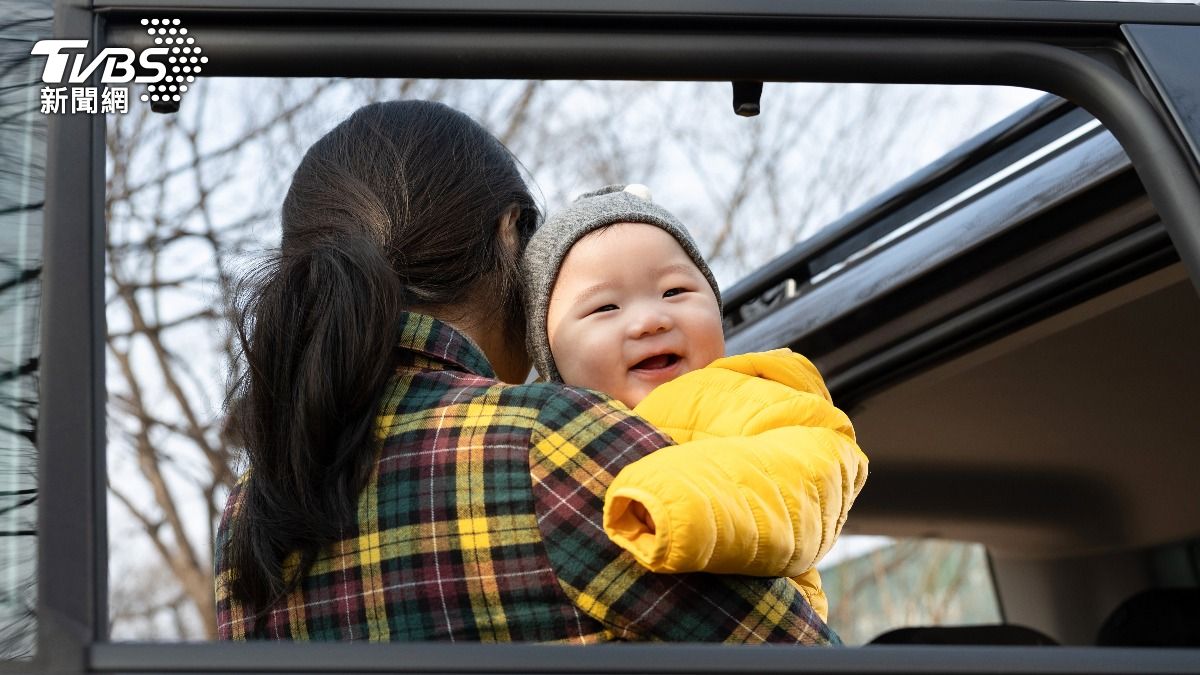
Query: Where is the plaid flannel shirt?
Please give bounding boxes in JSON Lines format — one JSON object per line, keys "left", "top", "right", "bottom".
{"left": 215, "top": 311, "right": 836, "bottom": 644}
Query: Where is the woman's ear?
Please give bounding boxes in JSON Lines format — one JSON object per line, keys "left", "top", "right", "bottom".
{"left": 498, "top": 204, "right": 521, "bottom": 252}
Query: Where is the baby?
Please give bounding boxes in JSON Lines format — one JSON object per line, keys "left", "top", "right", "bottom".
{"left": 522, "top": 184, "right": 868, "bottom": 621}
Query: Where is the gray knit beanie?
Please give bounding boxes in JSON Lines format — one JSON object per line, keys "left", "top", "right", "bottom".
{"left": 523, "top": 184, "right": 722, "bottom": 382}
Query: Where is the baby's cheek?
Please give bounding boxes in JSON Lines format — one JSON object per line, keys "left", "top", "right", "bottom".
{"left": 699, "top": 341, "right": 725, "bottom": 368}
{"left": 558, "top": 350, "right": 609, "bottom": 393}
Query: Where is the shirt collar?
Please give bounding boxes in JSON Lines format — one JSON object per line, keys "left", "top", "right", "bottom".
{"left": 395, "top": 311, "right": 496, "bottom": 378}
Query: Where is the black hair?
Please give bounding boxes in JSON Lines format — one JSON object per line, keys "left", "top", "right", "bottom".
{"left": 224, "top": 100, "right": 539, "bottom": 620}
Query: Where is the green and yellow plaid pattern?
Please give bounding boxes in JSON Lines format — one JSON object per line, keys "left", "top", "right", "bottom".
{"left": 215, "top": 312, "right": 836, "bottom": 644}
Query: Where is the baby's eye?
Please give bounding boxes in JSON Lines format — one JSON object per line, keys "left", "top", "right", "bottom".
{"left": 591, "top": 303, "right": 618, "bottom": 314}
{"left": 663, "top": 288, "right": 687, "bottom": 298}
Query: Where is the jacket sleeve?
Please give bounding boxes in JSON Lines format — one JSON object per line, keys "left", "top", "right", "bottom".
{"left": 529, "top": 384, "right": 837, "bottom": 644}
{"left": 605, "top": 349, "right": 868, "bottom": 579}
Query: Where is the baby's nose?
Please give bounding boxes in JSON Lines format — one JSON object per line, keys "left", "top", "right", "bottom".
{"left": 629, "top": 308, "right": 673, "bottom": 338}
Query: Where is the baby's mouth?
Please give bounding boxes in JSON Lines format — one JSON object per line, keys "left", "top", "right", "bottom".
{"left": 631, "top": 353, "right": 681, "bottom": 371}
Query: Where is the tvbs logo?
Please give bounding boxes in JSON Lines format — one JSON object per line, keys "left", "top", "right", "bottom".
{"left": 32, "top": 18, "right": 205, "bottom": 112}
{"left": 33, "top": 40, "right": 168, "bottom": 84}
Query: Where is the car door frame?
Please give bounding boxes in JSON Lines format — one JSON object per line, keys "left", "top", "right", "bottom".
{"left": 25, "top": 1, "right": 1200, "bottom": 673}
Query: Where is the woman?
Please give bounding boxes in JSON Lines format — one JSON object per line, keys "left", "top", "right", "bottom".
{"left": 215, "top": 100, "right": 834, "bottom": 643}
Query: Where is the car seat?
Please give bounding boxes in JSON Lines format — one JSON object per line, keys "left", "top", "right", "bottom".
{"left": 869, "top": 624, "right": 1058, "bottom": 646}
{"left": 1095, "top": 588, "right": 1200, "bottom": 647}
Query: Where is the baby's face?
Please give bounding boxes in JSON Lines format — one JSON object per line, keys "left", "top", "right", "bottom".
{"left": 546, "top": 222, "right": 725, "bottom": 408}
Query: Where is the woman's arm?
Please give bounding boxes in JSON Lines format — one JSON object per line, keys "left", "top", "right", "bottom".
{"left": 529, "top": 384, "right": 837, "bottom": 644}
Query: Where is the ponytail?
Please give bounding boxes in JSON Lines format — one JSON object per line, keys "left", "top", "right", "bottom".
{"left": 228, "top": 233, "right": 403, "bottom": 614}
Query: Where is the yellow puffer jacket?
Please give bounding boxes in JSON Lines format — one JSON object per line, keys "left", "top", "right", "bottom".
{"left": 603, "top": 349, "right": 868, "bottom": 621}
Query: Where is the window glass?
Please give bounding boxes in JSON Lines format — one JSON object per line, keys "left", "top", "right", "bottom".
{"left": 0, "top": 0, "right": 52, "bottom": 659}
{"left": 819, "top": 537, "right": 1001, "bottom": 645}
{"left": 104, "top": 78, "right": 1037, "bottom": 640}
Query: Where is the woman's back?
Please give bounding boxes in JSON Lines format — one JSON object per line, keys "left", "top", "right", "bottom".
{"left": 216, "top": 312, "right": 835, "bottom": 644}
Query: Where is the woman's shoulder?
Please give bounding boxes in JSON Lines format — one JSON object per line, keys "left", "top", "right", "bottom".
{"left": 505, "top": 381, "right": 663, "bottom": 441}
{"left": 378, "top": 372, "right": 665, "bottom": 451}
{"left": 505, "top": 380, "right": 633, "bottom": 417}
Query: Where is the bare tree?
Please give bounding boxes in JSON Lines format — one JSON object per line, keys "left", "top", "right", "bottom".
{"left": 820, "top": 539, "right": 1002, "bottom": 645}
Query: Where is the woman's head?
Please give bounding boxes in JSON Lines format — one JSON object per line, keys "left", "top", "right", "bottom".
{"left": 226, "top": 100, "right": 539, "bottom": 617}
{"left": 282, "top": 100, "right": 539, "bottom": 343}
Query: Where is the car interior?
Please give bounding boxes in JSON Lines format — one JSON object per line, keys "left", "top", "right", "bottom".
{"left": 723, "top": 94, "right": 1200, "bottom": 648}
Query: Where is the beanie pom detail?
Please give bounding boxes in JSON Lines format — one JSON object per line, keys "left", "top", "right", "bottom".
{"left": 623, "top": 184, "right": 652, "bottom": 201}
